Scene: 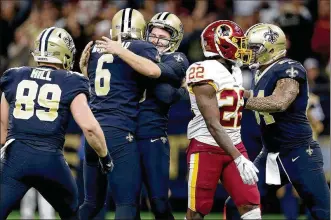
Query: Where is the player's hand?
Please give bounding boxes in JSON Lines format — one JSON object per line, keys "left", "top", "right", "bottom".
{"left": 234, "top": 155, "right": 259, "bottom": 185}
{"left": 181, "top": 77, "right": 187, "bottom": 89}
{"left": 99, "top": 152, "right": 114, "bottom": 174}
{"left": 95, "top": 35, "right": 124, "bottom": 55}
{"left": 79, "top": 41, "right": 93, "bottom": 77}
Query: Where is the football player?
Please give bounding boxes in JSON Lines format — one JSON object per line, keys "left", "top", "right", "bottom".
{"left": 78, "top": 9, "right": 159, "bottom": 220}
{"left": 184, "top": 20, "right": 261, "bottom": 220}
{"left": 0, "top": 27, "right": 112, "bottom": 220}
{"left": 225, "top": 23, "right": 330, "bottom": 220}
{"left": 96, "top": 12, "right": 189, "bottom": 219}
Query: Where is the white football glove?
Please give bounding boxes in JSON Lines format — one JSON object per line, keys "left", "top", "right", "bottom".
{"left": 234, "top": 155, "right": 259, "bottom": 185}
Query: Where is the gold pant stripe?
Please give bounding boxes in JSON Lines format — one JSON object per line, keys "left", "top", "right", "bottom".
{"left": 188, "top": 153, "right": 199, "bottom": 211}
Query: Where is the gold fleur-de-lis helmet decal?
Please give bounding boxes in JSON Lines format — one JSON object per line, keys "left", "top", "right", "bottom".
{"left": 263, "top": 27, "right": 279, "bottom": 44}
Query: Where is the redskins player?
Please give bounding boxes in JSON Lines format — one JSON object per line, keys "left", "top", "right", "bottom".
{"left": 185, "top": 20, "right": 261, "bottom": 219}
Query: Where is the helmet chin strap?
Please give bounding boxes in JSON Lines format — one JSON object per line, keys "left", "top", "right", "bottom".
{"left": 156, "top": 40, "right": 173, "bottom": 55}
{"left": 158, "top": 45, "right": 171, "bottom": 55}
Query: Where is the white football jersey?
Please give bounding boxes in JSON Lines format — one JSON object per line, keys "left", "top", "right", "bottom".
{"left": 186, "top": 60, "right": 244, "bottom": 147}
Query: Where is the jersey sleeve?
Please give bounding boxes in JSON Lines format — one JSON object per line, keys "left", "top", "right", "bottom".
{"left": 137, "top": 42, "right": 159, "bottom": 63}
{"left": 275, "top": 60, "right": 306, "bottom": 83}
{"left": 153, "top": 83, "right": 189, "bottom": 104}
{"left": 62, "top": 72, "right": 90, "bottom": 105}
{"left": 186, "top": 61, "right": 223, "bottom": 92}
{"left": 157, "top": 53, "right": 189, "bottom": 84}
{"left": 0, "top": 68, "right": 17, "bottom": 101}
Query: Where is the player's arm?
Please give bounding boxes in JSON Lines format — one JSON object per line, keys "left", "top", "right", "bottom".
{"left": 117, "top": 46, "right": 161, "bottom": 78}
{"left": 192, "top": 83, "right": 241, "bottom": 158}
{"left": 71, "top": 94, "right": 107, "bottom": 157}
{"left": 245, "top": 78, "right": 299, "bottom": 113}
{"left": 96, "top": 36, "right": 163, "bottom": 78}
{"left": 155, "top": 55, "right": 189, "bottom": 82}
{"left": 0, "top": 93, "right": 9, "bottom": 145}
{"left": 193, "top": 83, "right": 259, "bottom": 185}
{"left": 115, "top": 50, "right": 189, "bottom": 82}
{"left": 79, "top": 41, "right": 93, "bottom": 77}
{"left": 153, "top": 83, "right": 189, "bottom": 104}
{"left": 70, "top": 93, "right": 113, "bottom": 173}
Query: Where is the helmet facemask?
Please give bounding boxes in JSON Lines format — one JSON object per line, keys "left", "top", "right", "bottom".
{"left": 146, "top": 22, "right": 178, "bottom": 54}
{"left": 247, "top": 43, "right": 266, "bottom": 69}
{"left": 214, "top": 24, "right": 252, "bottom": 66}
{"left": 245, "top": 24, "right": 287, "bottom": 69}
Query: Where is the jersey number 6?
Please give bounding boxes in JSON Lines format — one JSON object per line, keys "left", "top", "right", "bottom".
{"left": 95, "top": 54, "right": 114, "bottom": 96}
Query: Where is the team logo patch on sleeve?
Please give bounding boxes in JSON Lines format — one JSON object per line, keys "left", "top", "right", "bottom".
{"left": 174, "top": 54, "right": 183, "bottom": 62}
{"left": 286, "top": 66, "right": 299, "bottom": 78}
{"left": 263, "top": 27, "right": 279, "bottom": 44}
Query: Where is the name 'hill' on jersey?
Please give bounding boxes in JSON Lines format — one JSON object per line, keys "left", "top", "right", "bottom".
{"left": 252, "top": 58, "right": 312, "bottom": 152}
{"left": 0, "top": 66, "right": 89, "bottom": 152}
{"left": 88, "top": 40, "right": 158, "bottom": 132}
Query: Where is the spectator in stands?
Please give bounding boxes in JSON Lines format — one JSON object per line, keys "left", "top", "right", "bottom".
{"left": 304, "top": 58, "right": 330, "bottom": 95}
{"left": 275, "top": 0, "right": 314, "bottom": 63}
{"left": 311, "top": 0, "right": 330, "bottom": 66}
{"left": 0, "top": 0, "right": 32, "bottom": 75}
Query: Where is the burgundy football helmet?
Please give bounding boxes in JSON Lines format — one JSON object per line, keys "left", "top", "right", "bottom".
{"left": 201, "top": 20, "right": 252, "bottom": 65}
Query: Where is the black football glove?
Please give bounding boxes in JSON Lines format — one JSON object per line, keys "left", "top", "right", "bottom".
{"left": 99, "top": 152, "right": 114, "bottom": 174}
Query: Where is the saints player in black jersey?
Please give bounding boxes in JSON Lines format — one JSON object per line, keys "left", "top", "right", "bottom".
{"left": 0, "top": 27, "right": 112, "bottom": 220}
{"left": 96, "top": 12, "right": 189, "bottom": 219}
{"left": 225, "top": 23, "right": 330, "bottom": 220}
{"left": 79, "top": 9, "right": 160, "bottom": 220}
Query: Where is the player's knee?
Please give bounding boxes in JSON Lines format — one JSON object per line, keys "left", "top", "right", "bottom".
{"left": 150, "top": 198, "right": 173, "bottom": 218}
{"left": 239, "top": 207, "right": 261, "bottom": 220}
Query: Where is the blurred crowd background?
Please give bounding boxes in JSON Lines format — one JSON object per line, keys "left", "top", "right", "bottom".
{"left": 1, "top": 0, "right": 330, "bottom": 219}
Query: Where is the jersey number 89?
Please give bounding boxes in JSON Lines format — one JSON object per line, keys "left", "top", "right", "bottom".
{"left": 14, "top": 80, "right": 61, "bottom": 121}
